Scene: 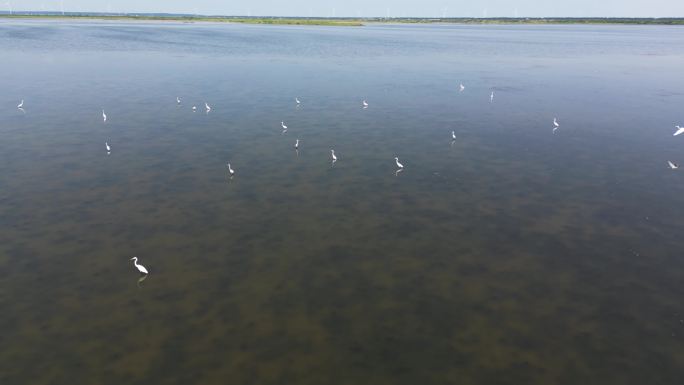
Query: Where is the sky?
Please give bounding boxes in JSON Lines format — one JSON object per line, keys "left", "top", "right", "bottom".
{"left": 4, "top": 1, "right": 684, "bottom": 18}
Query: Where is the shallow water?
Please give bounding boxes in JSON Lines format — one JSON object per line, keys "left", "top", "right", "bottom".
{"left": 1, "top": 20, "right": 684, "bottom": 385}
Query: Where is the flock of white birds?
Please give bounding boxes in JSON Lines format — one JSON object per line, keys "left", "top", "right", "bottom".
{"left": 12, "top": 83, "right": 683, "bottom": 276}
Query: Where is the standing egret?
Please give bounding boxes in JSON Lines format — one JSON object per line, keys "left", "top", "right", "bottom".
{"left": 331, "top": 149, "right": 337, "bottom": 162}
{"left": 102, "top": 109, "right": 107, "bottom": 123}
{"left": 553, "top": 118, "right": 559, "bottom": 133}
{"left": 490, "top": 91, "right": 494, "bottom": 102}
{"left": 105, "top": 142, "right": 111, "bottom": 154}
{"left": 294, "top": 139, "right": 299, "bottom": 149}
{"left": 17, "top": 99, "right": 24, "bottom": 109}
{"left": 395, "top": 157, "right": 404, "bottom": 169}
{"left": 451, "top": 131, "right": 456, "bottom": 140}
{"left": 192, "top": 106, "right": 197, "bottom": 112}
{"left": 362, "top": 100, "right": 368, "bottom": 108}
{"left": 227, "top": 163, "right": 235, "bottom": 177}
{"left": 674, "top": 125, "right": 684, "bottom": 136}
{"left": 668, "top": 161, "right": 679, "bottom": 169}
{"left": 281, "top": 121, "right": 288, "bottom": 130}
{"left": 176, "top": 96, "right": 181, "bottom": 104}
{"left": 459, "top": 83, "right": 465, "bottom": 92}
{"left": 130, "top": 257, "right": 149, "bottom": 275}
{"left": 296, "top": 97, "right": 301, "bottom": 105}
{"left": 205, "top": 102, "right": 211, "bottom": 113}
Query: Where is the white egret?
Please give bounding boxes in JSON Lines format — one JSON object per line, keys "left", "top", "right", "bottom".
{"left": 176, "top": 96, "right": 181, "bottom": 104}
{"left": 102, "top": 109, "right": 107, "bottom": 123}
{"left": 553, "top": 118, "right": 559, "bottom": 133}
{"left": 296, "top": 97, "right": 301, "bottom": 105}
{"left": 192, "top": 106, "right": 197, "bottom": 112}
{"left": 490, "top": 91, "right": 494, "bottom": 102}
{"left": 227, "top": 163, "right": 235, "bottom": 176}
{"left": 451, "top": 131, "right": 456, "bottom": 140}
{"left": 17, "top": 99, "right": 24, "bottom": 109}
{"left": 331, "top": 149, "right": 337, "bottom": 162}
{"left": 294, "top": 139, "right": 299, "bottom": 149}
{"left": 674, "top": 125, "right": 684, "bottom": 136}
{"left": 362, "top": 100, "right": 368, "bottom": 108}
{"left": 205, "top": 102, "right": 211, "bottom": 112}
{"left": 459, "top": 83, "right": 465, "bottom": 92}
{"left": 105, "top": 142, "right": 110, "bottom": 153}
{"left": 130, "top": 257, "right": 149, "bottom": 275}
{"left": 668, "top": 161, "right": 679, "bottom": 169}
{"left": 395, "top": 157, "right": 404, "bottom": 169}
{"left": 281, "top": 121, "right": 288, "bottom": 130}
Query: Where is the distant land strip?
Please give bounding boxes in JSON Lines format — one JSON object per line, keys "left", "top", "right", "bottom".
{"left": 0, "top": 13, "right": 683, "bottom": 26}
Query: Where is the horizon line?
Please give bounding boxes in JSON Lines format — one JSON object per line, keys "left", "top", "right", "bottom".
{"left": 1, "top": 12, "right": 683, "bottom": 19}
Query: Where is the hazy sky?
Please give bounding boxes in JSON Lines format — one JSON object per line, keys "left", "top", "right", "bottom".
{"left": 5, "top": 1, "right": 684, "bottom": 18}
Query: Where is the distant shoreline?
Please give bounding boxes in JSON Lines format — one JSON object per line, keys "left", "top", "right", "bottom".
{"left": 1, "top": 14, "right": 683, "bottom": 26}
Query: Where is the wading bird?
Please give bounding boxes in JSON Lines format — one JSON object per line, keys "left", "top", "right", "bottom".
{"left": 668, "top": 161, "right": 679, "bottom": 169}
{"left": 17, "top": 99, "right": 23, "bottom": 109}
{"left": 459, "top": 83, "right": 465, "bottom": 92}
{"left": 395, "top": 157, "right": 404, "bottom": 169}
{"left": 553, "top": 118, "right": 559, "bottom": 133}
{"left": 362, "top": 100, "right": 368, "bottom": 108}
{"left": 176, "top": 96, "right": 181, "bottom": 104}
{"left": 331, "top": 149, "right": 337, "bottom": 162}
{"left": 205, "top": 102, "right": 211, "bottom": 112}
{"left": 102, "top": 109, "right": 107, "bottom": 123}
{"left": 130, "top": 257, "right": 149, "bottom": 275}
{"left": 452, "top": 131, "right": 456, "bottom": 140}
{"left": 674, "top": 125, "right": 684, "bottom": 136}
{"left": 227, "top": 163, "right": 235, "bottom": 176}
{"left": 105, "top": 142, "right": 110, "bottom": 154}
{"left": 294, "top": 139, "right": 299, "bottom": 149}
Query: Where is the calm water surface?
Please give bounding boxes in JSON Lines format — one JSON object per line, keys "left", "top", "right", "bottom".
{"left": 1, "top": 20, "right": 684, "bottom": 385}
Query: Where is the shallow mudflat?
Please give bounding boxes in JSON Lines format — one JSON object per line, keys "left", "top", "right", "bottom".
{"left": 1, "top": 20, "right": 684, "bottom": 385}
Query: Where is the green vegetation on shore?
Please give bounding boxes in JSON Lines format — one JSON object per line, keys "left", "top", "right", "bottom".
{"left": 0, "top": 14, "right": 363, "bottom": 26}
{"left": 0, "top": 13, "right": 683, "bottom": 26}
{"left": 224, "top": 17, "right": 363, "bottom": 26}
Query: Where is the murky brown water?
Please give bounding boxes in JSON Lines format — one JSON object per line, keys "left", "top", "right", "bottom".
{"left": 1, "top": 20, "right": 684, "bottom": 384}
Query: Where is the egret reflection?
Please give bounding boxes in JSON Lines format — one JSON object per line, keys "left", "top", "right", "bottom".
{"left": 137, "top": 274, "right": 148, "bottom": 288}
